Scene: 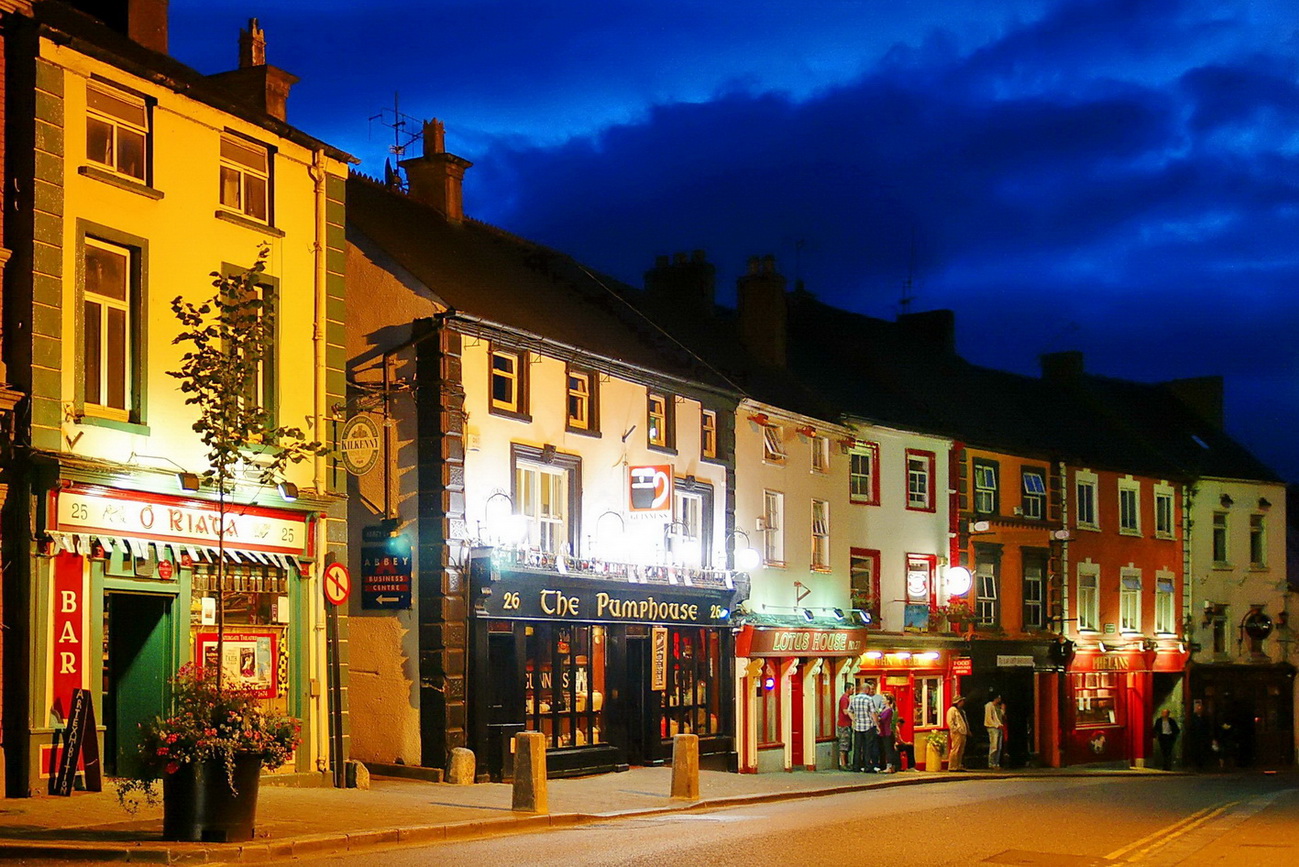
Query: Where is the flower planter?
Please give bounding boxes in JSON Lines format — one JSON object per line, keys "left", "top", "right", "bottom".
{"left": 162, "top": 755, "right": 263, "bottom": 842}
{"left": 924, "top": 743, "right": 945, "bottom": 772}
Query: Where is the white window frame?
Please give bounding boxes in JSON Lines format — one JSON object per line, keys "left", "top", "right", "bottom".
{"left": 762, "top": 423, "right": 786, "bottom": 464}
{"left": 1154, "top": 485, "right": 1174, "bottom": 539}
{"left": 811, "top": 499, "right": 829, "bottom": 570}
{"left": 975, "top": 561, "right": 998, "bottom": 626}
{"left": 1154, "top": 573, "right": 1175, "bottom": 635}
{"left": 82, "top": 237, "right": 135, "bottom": 419}
{"left": 490, "top": 347, "right": 525, "bottom": 414}
{"left": 1249, "top": 514, "right": 1266, "bottom": 568}
{"left": 219, "top": 133, "right": 271, "bottom": 223}
{"left": 762, "top": 490, "right": 784, "bottom": 566}
{"left": 906, "top": 450, "right": 934, "bottom": 511}
{"left": 566, "top": 369, "right": 592, "bottom": 430}
{"left": 672, "top": 490, "right": 704, "bottom": 566}
{"left": 849, "top": 445, "right": 879, "bottom": 505}
{"left": 811, "top": 435, "right": 830, "bottom": 474}
{"left": 86, "top": 81, "right": 149, "bottom": 182}
{"left": 1118, "top": 479, "right": 1140, "bottom": 535}
{"left": 1211, "top": 511, "right": 1229, "bottom": 564}
{"left": 515, "top": 462, "right": 569, "bottom": 554}
{"left": 1022, "top": 470, "right": 1046, "bottom": 520}
{"left": 647, "top": 392, "right": 671, "bottom": 448}
{"left": 1119, "top": 568, "right": 1142, "bottom": 633}
{"left": 1022, "top": 559, "right": 1045, "bottom": 630}
{"left": 914, "top": 676, "right": 943, "bottom": 729}
{"left": 1075, "top": 471, "right": 1099, "bottom": 529}
{"left": 973, "top": 461, "right": 998, "bottom": 515}
{"left": 1077, "top": 564, "right": 1100, "bottom": 632}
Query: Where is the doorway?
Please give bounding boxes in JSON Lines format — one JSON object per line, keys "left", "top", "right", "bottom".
{"left": 103, "top": 593, "right": 172, "bottom": 777}
{"left": 790, "top": 670, "right": 804, "bottom": 767}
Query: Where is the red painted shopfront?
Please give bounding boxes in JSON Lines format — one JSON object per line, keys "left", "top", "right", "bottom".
{"left": 852, "top": 646, "right": 961, "bottom": 769}
{"left": 1064, "top": 643, "right": 1187, "bottom": 766}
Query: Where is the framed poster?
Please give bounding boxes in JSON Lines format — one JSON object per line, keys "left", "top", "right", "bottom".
{"left": 195, "top": 631, "right": 278, "bottom": 698}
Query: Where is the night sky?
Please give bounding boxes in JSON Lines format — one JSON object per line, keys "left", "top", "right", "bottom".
{"left": 172, "top": 1, "right": 1299, "bottom": 482}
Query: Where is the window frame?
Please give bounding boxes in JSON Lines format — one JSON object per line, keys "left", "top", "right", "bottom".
{"left": 905, "top": 449, "right": 936, "bottom": 513}
{"left": 761, "top": 423, "right": 786, "bottom": 465}
{"left": 1022, "top": 550, "right": 1047, "bottom": 631}
{"left": 1077, "top": 565, "right": 1100, "bottom": 632}
{"left": 1154, "top": 486, "right": 1175, "bottom": 539}
{"left": 1118, "top": 479, "right": 1141, "bottom": 535}
{"left": 672, "top": 477, "right": 715, "bottom": 568}
{"left": 1249, "top": 514, "right": 1266, "bottom": 568}
{"left": 973, "top": 544, "right": 1001, "bottom": 627}
{"left": 1119, "top": 568, "right": 1142, "bottom": 633}
{"left": 700, "top": 409, "right": 718, "bottom": 460}
{"left": 761, "top": 490, "right": 785, "bottom": 566}
{"left": 1211, "top": 511, "right": 1229, "bottom": 565}
{"left": 849, "top": 443, "right": 880, "bottom": 505}
{"left": 1075, "top": 471, "right": 1099, "bottom": 529}
{"left": 647, "top": 390, "right": 676, "bottom": 452}
{"left": 489, "top": 344, "right": 530, "bottom": 420}
{"left": 811, "top": 435, "right": 830, "bottom": 474}
{"left": 1021, "top": 468, "right": 1047, "bottom": 520}
{"left": 510, "top": 443, "right": 581, "bottom": 554}
{"left": 849, "top": 548, "right": 882, "bottom": 628}
{"left": 1154, "top": 574, "right": 1176, "bottom": 635}
{"left": 810, "top": 499, "right": 830, "bottom": 571}
{"left": 85, "top": 79, "right": 151, "bottom": 184}
{"left": 564, "top": 365, "right": 600, "bottom": 435}
{"left": 76, "top": 222, "right": 148, "bottom": 426}
{"left": 218, "top": 132, "right": 273, "bottom": 224}
{"left": 972, "top": 459, "right": 999, "bottom": 516}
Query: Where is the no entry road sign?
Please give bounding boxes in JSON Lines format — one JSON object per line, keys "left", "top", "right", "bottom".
{"left": 322, "top": 562, "right": 352, "bottom": 606}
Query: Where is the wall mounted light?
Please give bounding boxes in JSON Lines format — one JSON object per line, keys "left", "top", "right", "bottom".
{"left": 176, "top": 472, "right": 201, "bottom": 492}
{"left": 802, "top": 608, "right": 815, "bottom": 622}
{"left": 277, "top": 482, "right": 299, "bottom": 502}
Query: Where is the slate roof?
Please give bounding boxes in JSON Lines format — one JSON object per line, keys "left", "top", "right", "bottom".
{"left": 346, "top": 175, "right": 737, "bottom": 395}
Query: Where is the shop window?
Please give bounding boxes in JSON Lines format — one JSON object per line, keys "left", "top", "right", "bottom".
{"left": 490, "top": 345, "right": 529, "bottom": 418}
{"left": 1072, "top": 671, "right": 1120, "bottom": 727}
{"left": 816, "top": 670, "right": 836, "bottom": 740}
{"left": 913, "top": 676, "right": 942, "bottom": 729}
{"left": 810, "top": 499, "right": 829, "bottom": 571}
{"left": 190, "top": 563, "right": 291, "bottom": 714}
{"left": 524, "top": 623, "right": 606, "bottom": 749}
{"left": 86, "top": 81, "right": 149, "bottom": 182}
{"left": 1249, "top": 515, "right": 1265, "bottom": 567}
{"left": 906, "top": 553, "right": 935, "bottom": 605}
{"left": 659, "top": 627, "right": 721, "bottom": 740}
{"left": 762, "top": 490, "right": 784, "bottom": 566}
{"left": 700, "top": 410, "right": 717, "bottom": 459}
{"left": 219, "top": 133, "right": 271, "bottom": 223}
{"left": 1154, "top": 575, "right": 1175, "bottom": 634}
{"left": 811, "top": 435, "right": 830, "bottom": 473}
{"left": 1076, "top": 472, "right": 1098, "bottom": 529}
{"left": 850, "top": 548, "right": 881, "bottom": 627}
{"left": 1120, "top": 570, "right": 1142, "bottom": 633}
{"left": 1022, "top": 555, "right": 1045, "bottom": 630}
{"left": 1211, "top": 512, "right": 1229, "bottom": 564}
{"left": 973, "top": 459, "right": 999, "bottom": 515}
{"left": 849, "top": 444, "right": 880, "bottom": 505}
{"left": 756, "top": 660, "right": 781, "bottom": 747}
{"left": 565, "top": 367, "right": 598, "bottom": 433}
{"left": 1077, "top": 565, "right": 1099, "bottom": 631}
{"left": 1154, "top": 487, "right": 1174, "bottom": 538}
{"left": 906, "top": 449, "right": 935, "bottom": 512}
{"left": 512, "top": 444, "right": 581, "bottom": 554}
{"left": 81, "top": 236, "right": 140, "bottom": 420}
{"left": 1021, "top": 469, "right": 1046, "bottom": 520}
{"left": 1119, "top": 480, "right": 1140, "bottom": 535}
{"left": 647, "top": 391, "right": 675, "bottom": 450}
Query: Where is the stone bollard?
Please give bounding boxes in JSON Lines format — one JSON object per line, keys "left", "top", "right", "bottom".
{"left": 345, "top": 760, "right": 371, "bottom": 790}
{"left": 670, "top": 733, "right": 700, "bottom": 800}
{"left": 448, "top": 748, "right": 476, "bottom": 785}
{"left": 511, "top": 731, "right": 548, "bottom": 813}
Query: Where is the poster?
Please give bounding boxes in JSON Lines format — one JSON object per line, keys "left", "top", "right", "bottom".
{"left": 195, "top": 631, "right": 277, "bottom": 698}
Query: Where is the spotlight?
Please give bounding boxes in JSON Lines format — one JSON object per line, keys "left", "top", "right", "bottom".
{"left": 832, "top": 608, "right": 845, "bottom": 620}
{"left": 802, "top": 608, "right": 815, "bottom": 622}
{"left": 278, "top": 482, "right": 299, "bottom": 502}
{"left": 176, "top": 472, "right": 201, "bottom": 492}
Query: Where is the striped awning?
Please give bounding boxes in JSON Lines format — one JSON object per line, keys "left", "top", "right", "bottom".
{"left": 46, "top": 532, "right": 296, "bottom": 570}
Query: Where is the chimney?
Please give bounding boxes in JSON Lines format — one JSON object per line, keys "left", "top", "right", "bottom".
{"left": 66, "top": 1, "right": 170, "bottom": 54}
{"left": 206, "top": 19, "right": 299, "bottom": 122}
{"left": 1040, "top": 350, "right": 1084, "bottom": 383}
{"left": 897, "top": 309, "right": 956, "bottom": 356}
{"left": 399, "top": 120, "right": 473, "bottom": 223}
{"left": 644, "top": 249, "right": 715, "bottom": 320}
{"left": 737, "top": 255, "right": 788, "bottom": 368}
{"left": 1163, "top": 376, "right": 1224, "bottom": 428}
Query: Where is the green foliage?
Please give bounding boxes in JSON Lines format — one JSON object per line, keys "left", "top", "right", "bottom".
{"left": 168, "top": 244, "right": 326, "bottom": 489}
{"left": 925, "top": 730, "right": 949, "bottom": 756}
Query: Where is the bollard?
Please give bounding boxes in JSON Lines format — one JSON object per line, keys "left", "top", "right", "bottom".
{"left": 448, "top": 747, "right": 476, "bottom": 785}
{"left": 670, "top": 733, "right": 700, "bottom": 800}
{"left": 511, "top": 731, "right": 548, "bottom": 813}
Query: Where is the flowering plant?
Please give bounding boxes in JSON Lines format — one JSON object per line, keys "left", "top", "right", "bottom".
{"left": 925, "top": 730, "right": 949, "bottom": 757}
{"left": 117, "top": 664, "right": 300, "bottom": 811}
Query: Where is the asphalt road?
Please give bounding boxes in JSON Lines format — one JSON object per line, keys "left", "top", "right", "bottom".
{"left": 281, "top": 773, "right": 1297, "bottom": 867}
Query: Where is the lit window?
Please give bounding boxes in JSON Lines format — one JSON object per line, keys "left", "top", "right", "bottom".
{"left": 671, "top": 491, "right": 703, "bottom": 566}
{"left": 700, "top": 410, "right": 717, "bottom": 459}
{"left": 1212, "top": 512, "right": 1229, "bottom": 564}
{"left": 1249, "top": 514, "right": 1265, "bottom": 567}
{"left": 515, "top": 462, "right": 569, "bottom": 553}
{"left": 490, "top": 347, "right": 527, "bottom": 415}
{"left": 850, "top": 549, "right": 881, "bottom": 627}
{"left": 1119, "top": 481, "right": 1140, "bottom": 534}
{"left": 811, "top": 435, "right": 830, "bottom": 473}
{"left": 1077, "top": 566, "right": 1099, "bottom": 631}
{"left": 850, "top": 445, "right": 879, "bottom": 504}
{"left": 913, "top": 676, "right": 942, "bottom": 729}
{"left": 647, "top": 392, "right": 674, "bottom": 449}
{"left": 1154, "top": 575, "right": 1175, "bottom": 634}
{"left": 82, "top": 238, "right": 136, "bottom": 418}
{"left": 1022, "top": 558, "right": 1044, "bottom": 630}
{"left": 973, "top": 460, "right": 998, "bottom": 515}
{"left": 1155, "top": 489, "right": 1174, "bottom": 538}
{"left": 906, "top": 450, "right": 935, "bottom": 511}
{"left": 1021, "top": 470, "right": 1046, "bottom": 520}
{"left": 762, "top": 490, "right": 784, "bottom": 565}
{"left": 1120, "top": 570, "right": 1141, "bottom": 632}
{"left": 86, "top": 82, "right": 148, "bottom": 182}
{"left": 566, "top": 368, "right": 597, "bottom": 432}
{"left": 219, "top": 134, "right": 270, "bottom": 222}
{"left": 762, "top": 424, "right": 785, "bottom": 464}
{"left": 975, "top": 559, "right": 998, "bottom": 626}
{"left": 1076, "top": 473, "right": 1098, "bottom": 528}
{"left": 811, "top": 499, "right": 829, "bottom": 570}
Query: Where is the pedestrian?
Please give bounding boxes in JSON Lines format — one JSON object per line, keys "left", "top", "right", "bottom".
{"left": 984, "top": 694, "right": 1006, "bottom": 770}
{"left": 866, "top": 680, "right": 887, "bottom": 771}
{"left": 1153, "top": 708, "right": 1179, "bottom": 771}
{"left": 878, "top": 693, "right": 899, "bottom": 773}
{"left": 836, "top": 681, "right": 854, "bottom": 770}
{"left": 1187, "top": 700, "right": 1212, "bottom": 771}
{"left": 947, "top": 695, "right": 970, "bottom": 771}
{"left": 848, "top": 681, "right": 875, "bottom": 772}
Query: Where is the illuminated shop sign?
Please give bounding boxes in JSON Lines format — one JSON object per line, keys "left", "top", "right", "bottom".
{"left": 735, "top": 625, "right": 869, "bottom": 657}
{"left": 628, "top": 464, "right": 673, "bottom": 517}
{"left": 906, "top": 555, "right": 934, "bottom": 601}
{"left": 480, "top": 575, "right": 731, "bottom": 626}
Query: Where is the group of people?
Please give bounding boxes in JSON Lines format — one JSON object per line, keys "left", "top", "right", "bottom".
{"left": 838, "top": 683, "right": 1010, "bottom": 773}
{"left": 1153, "top": 700, "right": 1258, "bottom": 771}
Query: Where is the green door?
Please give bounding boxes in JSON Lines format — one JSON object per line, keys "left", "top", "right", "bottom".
{"left": 104, "top": 593, "right": 172, "bottom": 777}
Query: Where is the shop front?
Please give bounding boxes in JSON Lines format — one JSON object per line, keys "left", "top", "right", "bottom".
{"left": 960, "top": 639, "right": 1065, "bottom": 769}
{"left": 734, "top": 618, "right": 870, "bottom": 773}
{"left": 851, "top": 640, "right": 961, "bottom": 771}
{"left": 1188, "top": 661, "right": 1295, "bottom": 768}
{"left": 29, "top": 482, "right": 319, "bottom": 793}
{"left": 1063, "top": 643, "right": 1186, "bottom": 767}
{"left": 468, "top": 549, "right": 738, "bottom": 779}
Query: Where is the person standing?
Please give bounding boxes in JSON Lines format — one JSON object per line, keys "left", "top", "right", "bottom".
{"left": 1187, "top": 700, "right": 1212, "bottom": 771}
{"left": 837, "top": 681, "right": 854, "bottom": 770}
{"left": 879, "top": 693, "right": 899, "bottom": 773}
{"left": 848, "top": 682, "right": 874, "bottom": 772}
{"left": 947, "top": 696, "right": 970, "bottom": 771}
{"left": 1153, "top": 708, "right": 1180, "bottom": 771}
{"left": 865, "top": 681, "right": 887, "bottom": 771}
{"left": 985, "top": 695, "right": 1006, "bottom": 770}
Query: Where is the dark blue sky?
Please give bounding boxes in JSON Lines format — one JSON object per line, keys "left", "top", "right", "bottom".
{"left": 174, "top": 0, "right": 1299, "bottom": 482}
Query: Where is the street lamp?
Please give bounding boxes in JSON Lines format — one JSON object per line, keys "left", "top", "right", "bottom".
{"left": 730, "top": 528, "right": 761, "bottom": 571}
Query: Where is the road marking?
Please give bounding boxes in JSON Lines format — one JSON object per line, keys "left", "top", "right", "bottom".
{"left": 1103, "top": 800, "right": 1237, "bottom": 862}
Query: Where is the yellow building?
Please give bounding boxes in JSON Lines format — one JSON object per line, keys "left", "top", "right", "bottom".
{"left": 1, "top": 2, "right": 351, "bottom": 795}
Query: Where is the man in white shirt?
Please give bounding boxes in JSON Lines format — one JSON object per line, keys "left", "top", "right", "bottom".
{"left": 984, "top": 695, "right": 1006, "bottom": 769}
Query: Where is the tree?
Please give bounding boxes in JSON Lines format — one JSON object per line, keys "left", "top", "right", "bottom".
{"left": 169, "top": 245, "right": 324, "bottom": 689}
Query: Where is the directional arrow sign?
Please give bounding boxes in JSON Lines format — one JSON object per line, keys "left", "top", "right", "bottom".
{"left": 322, "top": 563, "right": 351, "bottom": 606}
{"left": 361, "top": 531, "right": 412, "bottom": 610}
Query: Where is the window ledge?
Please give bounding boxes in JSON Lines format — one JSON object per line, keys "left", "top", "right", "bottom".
{"left": 215, "top": 209, "right": 286, "bottom": 237}
{"left": 762, "top": 560, "right": 787, "bottom": 569}
{"left": 1119, "top": 529, "right": 1142, "bottom": 537}
{"left": 77, "top": 413, "right": 150, "bottom": 436}
{"left": 850, "top": 498, "right": 880, "bottom": 507}
{"left": 1248, "top": 564, "right": 1269, "bottom": 572}
{"left": 1154, "top": 533, "right": 1175, "bottom": 541}
{"left": 810, "top": 565, "right": 832, "bottom": 574}
{"left": 79, "top": 165, "right": 164, "bottom": 199}
{"left": 489, "top": 407, "right": 533, "bottom": 423}
{"left": 1211, "top": 562, "right": 1233, "bottom": 571}
{"left": 648, "top": 444, "right": 678, "bottom": 456}
{"left": 1076, "top": 524, "right": 1101, "bottom": 532}
{"left": 564, "top": 425, "right": 601, "bottom": 438}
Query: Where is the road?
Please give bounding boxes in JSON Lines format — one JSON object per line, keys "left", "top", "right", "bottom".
{"left": 281, "top": 774, "right": 1296, "bottom": 867}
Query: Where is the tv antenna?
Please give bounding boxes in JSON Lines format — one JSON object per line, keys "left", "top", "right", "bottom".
{"left": 898, "top": 227, "right": 919, "bottom": 318}
{"left": 368, "top": 93, "right": 423, "bottom": 186}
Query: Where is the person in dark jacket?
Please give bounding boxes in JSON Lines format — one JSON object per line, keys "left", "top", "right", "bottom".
{"left": 1153, "top": 708, "right": 1180, "bottom": 770}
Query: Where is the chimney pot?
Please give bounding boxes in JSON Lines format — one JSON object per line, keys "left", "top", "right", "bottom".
{"left": 399, "top": 118, "right": 473, "bottom": 223}
{"left": 737, "top": 254, "right": 788, "bottom": 368}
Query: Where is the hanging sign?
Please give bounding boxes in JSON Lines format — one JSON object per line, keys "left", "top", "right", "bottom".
{"left": 361, "top": 531, "right": 412, "bottom": 610}
{"left": 339, "top": 415, "right": 383, "bottom": 476}
{"left": 628, "top": 465, "right": 673, "bottom": 518}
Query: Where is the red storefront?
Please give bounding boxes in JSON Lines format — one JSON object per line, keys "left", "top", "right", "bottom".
{"left": 1064, "top": 642, "right": 1188, "bottom": 766}
{"left": 852, "top": 644, "right": 961, "bottom": 769}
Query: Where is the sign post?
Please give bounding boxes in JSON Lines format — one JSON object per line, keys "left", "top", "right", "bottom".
{"left": 322, "top": 562, "right": 350, "bottom": 788}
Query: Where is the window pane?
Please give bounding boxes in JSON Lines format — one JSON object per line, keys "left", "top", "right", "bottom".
{"left": 83, "top": 300, "right": 102, "bottom": 405}
{"left": 86, "top": 117, "right": 115, "bottom": 166}
{"left": 106, "top": 307, "right": 128, "bottom": 409}
{"left": 88, "top": 86, "right": 146, "bottom": 126}
{"left": 85, "top": 243, "right": 129, "bottom": 301}
{"left": 221, "top": 136, "right": 268, "bottom": 172}
{"left": 220, "top": 164, "right": 242, "bottom": 208}
{"left": 116, "top": 127, "right": 146, "bottom": 180}
{"left": 244, "top": 174, "right": 268, "bottom": 221}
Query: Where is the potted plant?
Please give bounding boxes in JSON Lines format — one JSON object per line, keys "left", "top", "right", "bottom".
{"left": 924, "top": 730, "right": 948, "bottom": 772}
{"left": 117, "top": 664, "right": 300, "bottom": 841}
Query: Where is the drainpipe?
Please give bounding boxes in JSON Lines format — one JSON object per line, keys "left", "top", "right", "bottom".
{"left": 308, "top": 149, "right": 329, "bottom": 774}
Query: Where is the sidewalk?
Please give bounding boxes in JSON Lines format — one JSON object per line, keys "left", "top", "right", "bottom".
{"left": 0, "top": 765, "right": 1174, "bottom": 864}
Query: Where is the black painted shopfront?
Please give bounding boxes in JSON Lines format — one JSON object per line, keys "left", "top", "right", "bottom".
{"left": 468, "top": 550, "right": 738, "bottom": 778}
